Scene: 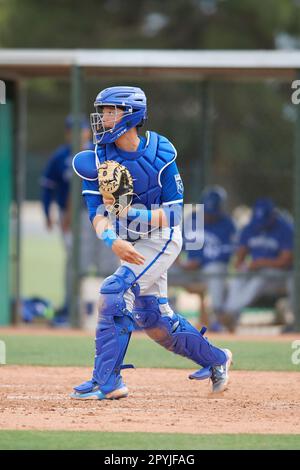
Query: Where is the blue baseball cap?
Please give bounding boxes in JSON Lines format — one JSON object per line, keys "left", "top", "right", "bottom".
{"left": 251, "top": 198, "right": 275, "bottom": 228}
{"left": 202, "top": 186, "right": 227, "bottom": 216}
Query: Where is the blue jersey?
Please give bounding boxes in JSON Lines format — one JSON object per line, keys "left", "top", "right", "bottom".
{"left": 239, "top": 214, "right": 294, "bottom": 260}
{"left": 40, "top": 144, "right": 72, "bottom": 216}
{"left": 41, "top": 142, "right": 94, "bottom": 217}
{"left": 81, "top": 134, "right": 184, "bottom": 237}
{"left": 186, "top": 214, "right": 236, "bottom": 266}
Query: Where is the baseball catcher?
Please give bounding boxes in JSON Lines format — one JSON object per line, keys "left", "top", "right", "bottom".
{"left": 71, "top": 85, "right": 232, "bottom": 400}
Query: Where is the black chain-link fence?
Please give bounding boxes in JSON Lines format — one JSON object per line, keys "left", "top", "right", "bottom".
{"left": 23, "top": 75, "right": 296, "bottom": 328}
{"left": 27, "top": 76, "right": 294, "bottom": 213}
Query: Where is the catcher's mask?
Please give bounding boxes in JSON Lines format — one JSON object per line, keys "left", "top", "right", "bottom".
{"left": 90, "top": 86, "right": 147, "bottom": 144}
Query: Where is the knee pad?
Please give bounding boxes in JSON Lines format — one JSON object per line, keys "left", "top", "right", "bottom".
{"left": 93, "top": 266, "right": 139, "bottom": 393}
{"left": 100, "top": 265, "right": 140, "bottom": 323}
{"left": 132, "top": 296, "right": 162, "bottom": 329}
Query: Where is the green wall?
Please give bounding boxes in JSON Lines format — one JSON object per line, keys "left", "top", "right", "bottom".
{"left": 0, "top": 100, "right": 12, "bottom": 325}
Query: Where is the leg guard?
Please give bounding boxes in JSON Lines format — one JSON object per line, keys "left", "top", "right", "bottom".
{"left": 92, "top": 266, "right": 139, "bottom": 394}
{"left": 133, "top": 296, "right": 226, "bottom": 368}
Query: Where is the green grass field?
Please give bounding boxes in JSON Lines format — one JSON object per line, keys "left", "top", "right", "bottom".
{"left": 22, "top": 236, "right": 65, "bottom": 307}
{"left": 0, "top": 431, "right": 299, "bottom": 450}
{"left": 1, "top": 333, "right": 299, "bottom": 371}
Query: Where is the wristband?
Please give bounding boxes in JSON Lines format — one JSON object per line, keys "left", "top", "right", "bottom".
{"left": 127, "top": 208, "right": 151, "bottom": 223}
{"left": 98, "top": 228, "right": 117, "bottom": 248}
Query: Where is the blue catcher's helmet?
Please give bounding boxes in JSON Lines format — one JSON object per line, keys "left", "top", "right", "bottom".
{"left": 201, "top": 185, "right": 227, "bottom": 216}
{"left": 90, "top": 86, "right": 147, "bottom": 144}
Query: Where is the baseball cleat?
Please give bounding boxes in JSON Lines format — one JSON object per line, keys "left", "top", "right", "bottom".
{"left": 188, "top": 366, "right": 212, "bottom": 381}
{"left": 210, "top": 348, "right": 232, "bottom": 394}
{"left": 70, "top": 385, "right": 128, "bottom": 400}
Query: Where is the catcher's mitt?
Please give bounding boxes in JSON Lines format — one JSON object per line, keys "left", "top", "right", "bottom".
{"left": 98, "top": 160, "right": 134, "bottom": 216}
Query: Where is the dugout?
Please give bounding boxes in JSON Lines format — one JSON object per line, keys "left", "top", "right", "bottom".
{"left": 0, "top": 49, "right": 300, "bottom": 329}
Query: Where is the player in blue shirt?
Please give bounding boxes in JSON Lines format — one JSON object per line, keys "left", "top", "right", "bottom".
{"left": 40, "top": 116, "right": 98, "bottom": 323}
{"left": 41, "top": 115, "right": 91, "bottom": 231}
{"left": 71, "top": 86, "right": 232, "bottom": 399}
{"left": 223, "top": 198, "right": 294, "bottom": 329}
{"left": 182, "top": 187, "right": 236, "bottom": 331}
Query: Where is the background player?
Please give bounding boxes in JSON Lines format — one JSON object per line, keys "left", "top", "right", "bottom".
{"left": 71, "top": 86, "right": 232, "bottom": 399}
{"left": 181, "top": 186, "right": 236, "bottom": 331}
{"left": 223, "top": 197, "right": 294, "bottom": 330}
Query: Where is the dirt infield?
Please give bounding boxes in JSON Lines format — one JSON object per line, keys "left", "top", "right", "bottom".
{"left": 0, "top": 365, "right": 299, "bottom": 434}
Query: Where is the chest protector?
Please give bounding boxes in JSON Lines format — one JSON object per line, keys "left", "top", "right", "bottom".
{"left": 96, "top": 131, "right": 176, "bottom": 209}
